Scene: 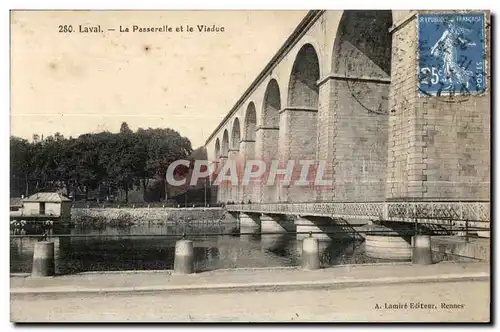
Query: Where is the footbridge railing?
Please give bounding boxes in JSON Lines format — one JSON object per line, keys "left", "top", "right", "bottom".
{"left": 225, "top": 200, "right": 490, "bottom": 224}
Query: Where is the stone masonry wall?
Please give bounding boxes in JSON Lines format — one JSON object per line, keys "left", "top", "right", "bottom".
{"left": 278, "top": 108, "right": 318, "bottom": 202}
{"left": 315, "top": 78, "right": 335, "bottom": 202}
{"left": 387, "top": 11, "right": 490, "bottom": 200}
{"left": 255, "top": 127, "right": 280, "bottom": 203}
{"left": 71, "top": 207, "right": 236, "bottom": 224}
{"left": 332, "top": 80, "right": 389, "bottom": 202}
{"left": 386, "top": 15, "right": 415, "bottom": 198}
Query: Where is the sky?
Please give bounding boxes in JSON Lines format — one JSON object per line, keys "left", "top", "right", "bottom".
{"left": 10, "top": 10, "right": 307, "bottom": 148}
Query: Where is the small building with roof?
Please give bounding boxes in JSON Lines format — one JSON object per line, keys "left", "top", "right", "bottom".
{"left": 21, "top": 192, "right": 72, "bottom": 219}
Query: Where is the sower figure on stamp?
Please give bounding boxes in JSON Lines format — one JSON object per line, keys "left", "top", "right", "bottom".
{"left": 430, "top": 21, "right": 476, "bottom": 91}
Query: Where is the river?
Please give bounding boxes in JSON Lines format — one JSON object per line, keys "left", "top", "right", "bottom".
{"left": 10, "top": 221, "right": 394, "bottom": 275}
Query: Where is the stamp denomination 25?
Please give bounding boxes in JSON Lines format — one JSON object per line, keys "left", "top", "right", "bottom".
{"left": 418, "top": 13, "right": 486, "bottom": 98}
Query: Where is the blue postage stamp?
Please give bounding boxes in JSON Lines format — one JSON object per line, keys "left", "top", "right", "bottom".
{"left": 418, "top": 13, "right": 486, "bottom": 96}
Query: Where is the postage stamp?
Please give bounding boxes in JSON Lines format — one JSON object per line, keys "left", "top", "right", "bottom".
{"left": 417, "top": 13, "right": 486, "bottom": 97}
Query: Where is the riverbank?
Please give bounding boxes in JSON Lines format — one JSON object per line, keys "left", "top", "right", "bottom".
{"left": 11, "top": 261, "right": 489, "bottom": 295}
{"left": 70, "top": 207, "right": 234, "bottom": 225}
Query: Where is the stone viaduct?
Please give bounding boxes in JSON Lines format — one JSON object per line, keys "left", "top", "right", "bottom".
{"left": 202, "top": 10, "right": 490, "bottom": 259}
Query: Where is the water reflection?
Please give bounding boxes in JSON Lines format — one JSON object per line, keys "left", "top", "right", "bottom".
{"left": 261, "top": 234, "right": 288, "bottom": 253}
{"left": 239, "top": 225, "right": 260, "bottom": 243}
{"left": 10, "top": 221, "right": 395, "bottom": 275}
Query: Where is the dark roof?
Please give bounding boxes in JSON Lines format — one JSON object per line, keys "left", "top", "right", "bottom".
{"left": 10, "top": 197, "right": 23, "bottom": 207}
{"left": 23, "top": 192, "right": 72, "bottom": 203}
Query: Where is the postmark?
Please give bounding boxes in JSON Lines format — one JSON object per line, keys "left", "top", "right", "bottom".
{"left": 417, "top": 13, "right": 486, "bottom": 99}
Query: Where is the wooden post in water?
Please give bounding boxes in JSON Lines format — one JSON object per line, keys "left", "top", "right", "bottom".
{"left": 301, "top": 236, "right": 320, "bottom": 270}
{"left": 412, "top": 235, "right": 432, "bottom": 265}
{"left": 32, "top": 241, "right": 55, "bottom": 277}
{"left": 174, "top": 239, "right": 194, "bottom": 274}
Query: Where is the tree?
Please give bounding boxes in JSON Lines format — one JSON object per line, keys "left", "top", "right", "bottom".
{"left": 135, "top": 127, "right": 192, "bottom": 201}
{"left": 10, "top": 136, "right": 31, "bottom": 196}
{"left": 9, "top": 122, "right": 194, "bottom": 203}
{"left": 101, "top": 131, "right": 136, "bottom": 202}
{"left": 120, "top": 122, "right": 132, "bottom": 134}
{"left": 70, "top": 134, "right": 103, "bottom": 199}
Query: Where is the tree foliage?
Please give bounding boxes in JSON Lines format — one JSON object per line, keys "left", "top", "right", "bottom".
{"left": 10, "top": 123, "right": 193, "bottom": 202}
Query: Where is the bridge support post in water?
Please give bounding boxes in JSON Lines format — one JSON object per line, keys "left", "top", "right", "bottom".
{"left": 363, "top": 224, "right": 412, "bottom": 261}
{"left": 260, "top": 214, "right": 288, "bottom": 234}
{"left": 239, "top": 212, "right": 261, "bottom": 239}
{"left": 411, "top": 235, "right": 432, "bottom": 265}
{"left": 32, "top": 241, "right": 55, "bottom": 277}
{"left": 260, "top": 214, "right": 292, "bottom": 252}
{"left": 301, "top": 237, "right": 320, "bottom": 270}
{"left": 295, "top": 216, "right": 334, "bottom": 241}
{"left": 174, "top": 240, "right": 194, "bottom": 274}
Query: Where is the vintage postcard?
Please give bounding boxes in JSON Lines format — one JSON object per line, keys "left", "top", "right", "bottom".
{"left": 9, "top": 10, "right": 490, "bottom": 323}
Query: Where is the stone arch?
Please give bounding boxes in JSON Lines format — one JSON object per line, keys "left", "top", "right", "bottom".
{"left": 287, "top": 43, "right": 320, "bottom": 108}
{"left": 231, "top": 118, "right": 241, "bottom": 151}
{"left": 221, "top": 129, "right": 229, "bottom": 157}
{"left": 256, "top": 78, "right": 283, "bottom": 203}
{"left": 219, "top": 129, "right": 230, "bottom": 203}
{"left": 262, "top": 79, "right": 281, "bottom": 127}
{"left": 214, "top": 138, "right": 221, "bottom": 159}
{"left": 332, "top": 10, "right": 392, "bottom": 78}
{"left": 327, "top": 10, "right": 393, "bottom": 202}
{"left": 241, "top": 102, "right": 258, "bottom": 203}
{"left": 244, "top": 102, "right": 257, "bottom": 141}
{"left": 228, "top": 118, "right": 242, "bottom": 203}
{"left": 212, "top": 137, "right": 221, "bottom": 203}
{"left": 281, "top": 36, "right": 323, "bottom": 99}
{"left": 275, "top": 43, "right": 321, "bottom": 202}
